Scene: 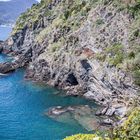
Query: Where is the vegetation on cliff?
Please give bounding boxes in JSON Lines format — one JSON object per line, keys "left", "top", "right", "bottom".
{"left": 12, "top": 0, "right": 140, "bottom": 87}
{"left": 113, "top": 107, "right": 140, "bottom": 140}
{"left": 64, "top": 134, "right": 109, "bottom": 140}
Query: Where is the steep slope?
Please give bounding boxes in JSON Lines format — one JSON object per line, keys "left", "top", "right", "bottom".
{"left": 1, "top": 0, "right": 140, "bottom": 119}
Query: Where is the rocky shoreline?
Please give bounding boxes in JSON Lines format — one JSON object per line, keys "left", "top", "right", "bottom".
{"left": 0, "top": 40, "right": 131, "bottom": 130}
{"left": 45, "top": 105, "right": 128, "bottom": 131}
{"left": 0, "top": 0, "right": 140, "bottom": 131}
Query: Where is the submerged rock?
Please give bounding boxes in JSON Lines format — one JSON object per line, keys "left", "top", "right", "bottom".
{"left": 46, "top": 105, "right": 113, "bottom": 131}
{"left": 101, "top": 119, "right": 114, "bottom": 126}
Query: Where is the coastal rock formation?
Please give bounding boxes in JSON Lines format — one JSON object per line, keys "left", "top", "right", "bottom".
{"left": 46, "top": 105, "right": 113, "bottom": 131}
{"left": 0, "top": 41, "right": 3, "bottom": 52}
{"left": 0, "top": 0, "right": 140, "bottom": 126}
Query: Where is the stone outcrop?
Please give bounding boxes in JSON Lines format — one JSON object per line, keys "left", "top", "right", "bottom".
{"left": 46, "top": 105, "right": 113, "bottom": 131}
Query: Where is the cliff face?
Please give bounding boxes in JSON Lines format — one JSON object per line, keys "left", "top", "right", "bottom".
{"left": 1, "top": 0, "right": 140, "bottom": 114}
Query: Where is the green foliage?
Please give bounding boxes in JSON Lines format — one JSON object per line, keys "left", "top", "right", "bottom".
{"left": 13, "top": 0, "right": 99, "bottom": 36}
{"left": 106, "top": 44, "right": 123, "bottom": 56}
{"left": 133, "top": 29, "right": 140, "bottom": 38}
{"left": 64, "top": 134, "right": 109, "bottom": 140}
{"left": 50, "top": 40, "right": 63, "bottom": 52}
{"left": 127, "top": 0, "right": 140, "bottom": 18}
{"left": 131, "top": 53, "right": 140, "bottom": 71}
{"left": 106, "top": 43, "right": 140, "bottom": 85}
{"left": 96, "top": 19, "right": 104, "bottom": 25}
{"left": 13, "top": 2, "right": 44, "bottom": 34}
{"left": 113, "top": 108, "right": 140, "bottom": 140}
{"left": 12, "top": 0, "right": 140, "bottom": 87}
{"left": 133, "top": 69, "right": 140, "bottom": 86}
{"left": 108, "top": 53, "right": 124, "bottom": 67}
{"left": 34, "top": 0, "right": 100, "bottom": 44}
{"left": 96, "top": 53, "right": 106, "bottom": 61}
{"left": 128, "top": 51, "right": 135, "bottom": 59}
{"left": 97, "top": 44, "right": 124, "bottom": 67}
{"left": 123, "top": 45, "right": 140, "bottom": 85}
{"left": 36, "top": 27, "right": 50, "bottom": 43}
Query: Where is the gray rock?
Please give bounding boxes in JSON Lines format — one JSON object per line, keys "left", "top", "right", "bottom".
{"left": 46, "top": 105, "right": 106, "bottom": 131}
{"left": 95, "top": 106, "right": 108, "bottom": 116}
{"left": 101, "top": 118, "right": 113, "bottom": 125}
{"left": 105, "top": 107, "right": 116, "bottom": 116}
{"left": 114, "top": 106, "right": 127, "bottom": 118}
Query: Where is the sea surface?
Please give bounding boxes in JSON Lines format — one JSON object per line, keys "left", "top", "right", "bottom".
{"left": 0, "top": 27, "right": 95, "bottom": 140}
{"left": 0, "top": 26, "right": 12, "bottom": 41}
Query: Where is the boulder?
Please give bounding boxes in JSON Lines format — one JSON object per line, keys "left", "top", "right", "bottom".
{"left": 45, "top": 105, "right": 111, "bottom": 131}
{"left": 101, "top": 118, "right": 113, "bottom": 125}
{"left": 105, "top": 107, "right": 116, "bottom": 116}
{"left": 0, "top": 62, "right": 16, "bottom": 73}
{"left": 95, "top": 106, "right": 108, "bottom": 116}
{"left": 114, "top": 106, "right": 127, "bottom": 118}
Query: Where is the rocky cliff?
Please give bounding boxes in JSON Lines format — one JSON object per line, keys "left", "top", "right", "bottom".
{"left": 0, "top": 0, "right": 140, "bottom": 121}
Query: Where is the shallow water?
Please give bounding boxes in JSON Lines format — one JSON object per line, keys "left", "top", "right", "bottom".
{"left": 0, "top": 67, "right": 94, "bottom": 140}
{"left": 0, "top": 28, "right": 97, "bottom": 140}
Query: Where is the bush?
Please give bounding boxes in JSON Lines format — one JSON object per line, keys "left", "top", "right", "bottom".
{"left": 113, "top": 108, "right": 140, "bottom": 140}
{"left": 96, "top": 19, "right": 104, "bottom": 25}
{"left": 105, "top": 44, "right": 124, "bottom": 66}
{"left": 133, "top": 70, "right": 140, "bottom": 86}
{"left": 64, "top": 134, "right": 109, "bottom": 140}
{"left": 127, "top": 0, "right": 140, "bottom": 18}
{"left": 108, "top": 53, "right": 124, "bottom": 67}
{"left": 125, "top": 52, "right": 140, "bottom": 85}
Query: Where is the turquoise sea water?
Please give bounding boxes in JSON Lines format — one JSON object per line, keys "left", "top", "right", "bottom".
{"left": 0, "top": 28, "right": 96, "bottom": 140}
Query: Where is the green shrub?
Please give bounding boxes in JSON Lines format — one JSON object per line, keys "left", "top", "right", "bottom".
{"left": 96, "top": 53, "right": 106, "bottom": 61}
{"left": 108, "top": 53, "right": 124, "bottom": 67}
{"left": 36, "top": 27, "right": 51, "bottom": 43}
{"left": 105, "top": 44, "right": 124, "bottom": 66}
{"left": 127, "top": 0, "right": 140, "bottom": 18}
{"left": 51, "top": 42, "right": 61, "bottom": 52}
{"left": 96, "top": 19, "right": 104, "bottom": 25}
{"left": 133, "top": 70, "right": 140, "bottom": 86}
{"left": 128, "top": 51, "right": 135, "bottom": 59}
{"left": 113, "top": 108, "right": 140, "bottom": 140}
{"left": 133, "top": 29, "right": 140, "bottom": 38}
{"left": 64, "top": 134, "right": 109, "bottom": 140}
{"left": 125, "top": 51, "right": 140, "bottom": 85}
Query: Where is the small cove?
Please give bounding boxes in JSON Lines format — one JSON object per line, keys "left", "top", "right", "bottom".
{"left": 0, "top": 27, "right": 97, "bottom": 140}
